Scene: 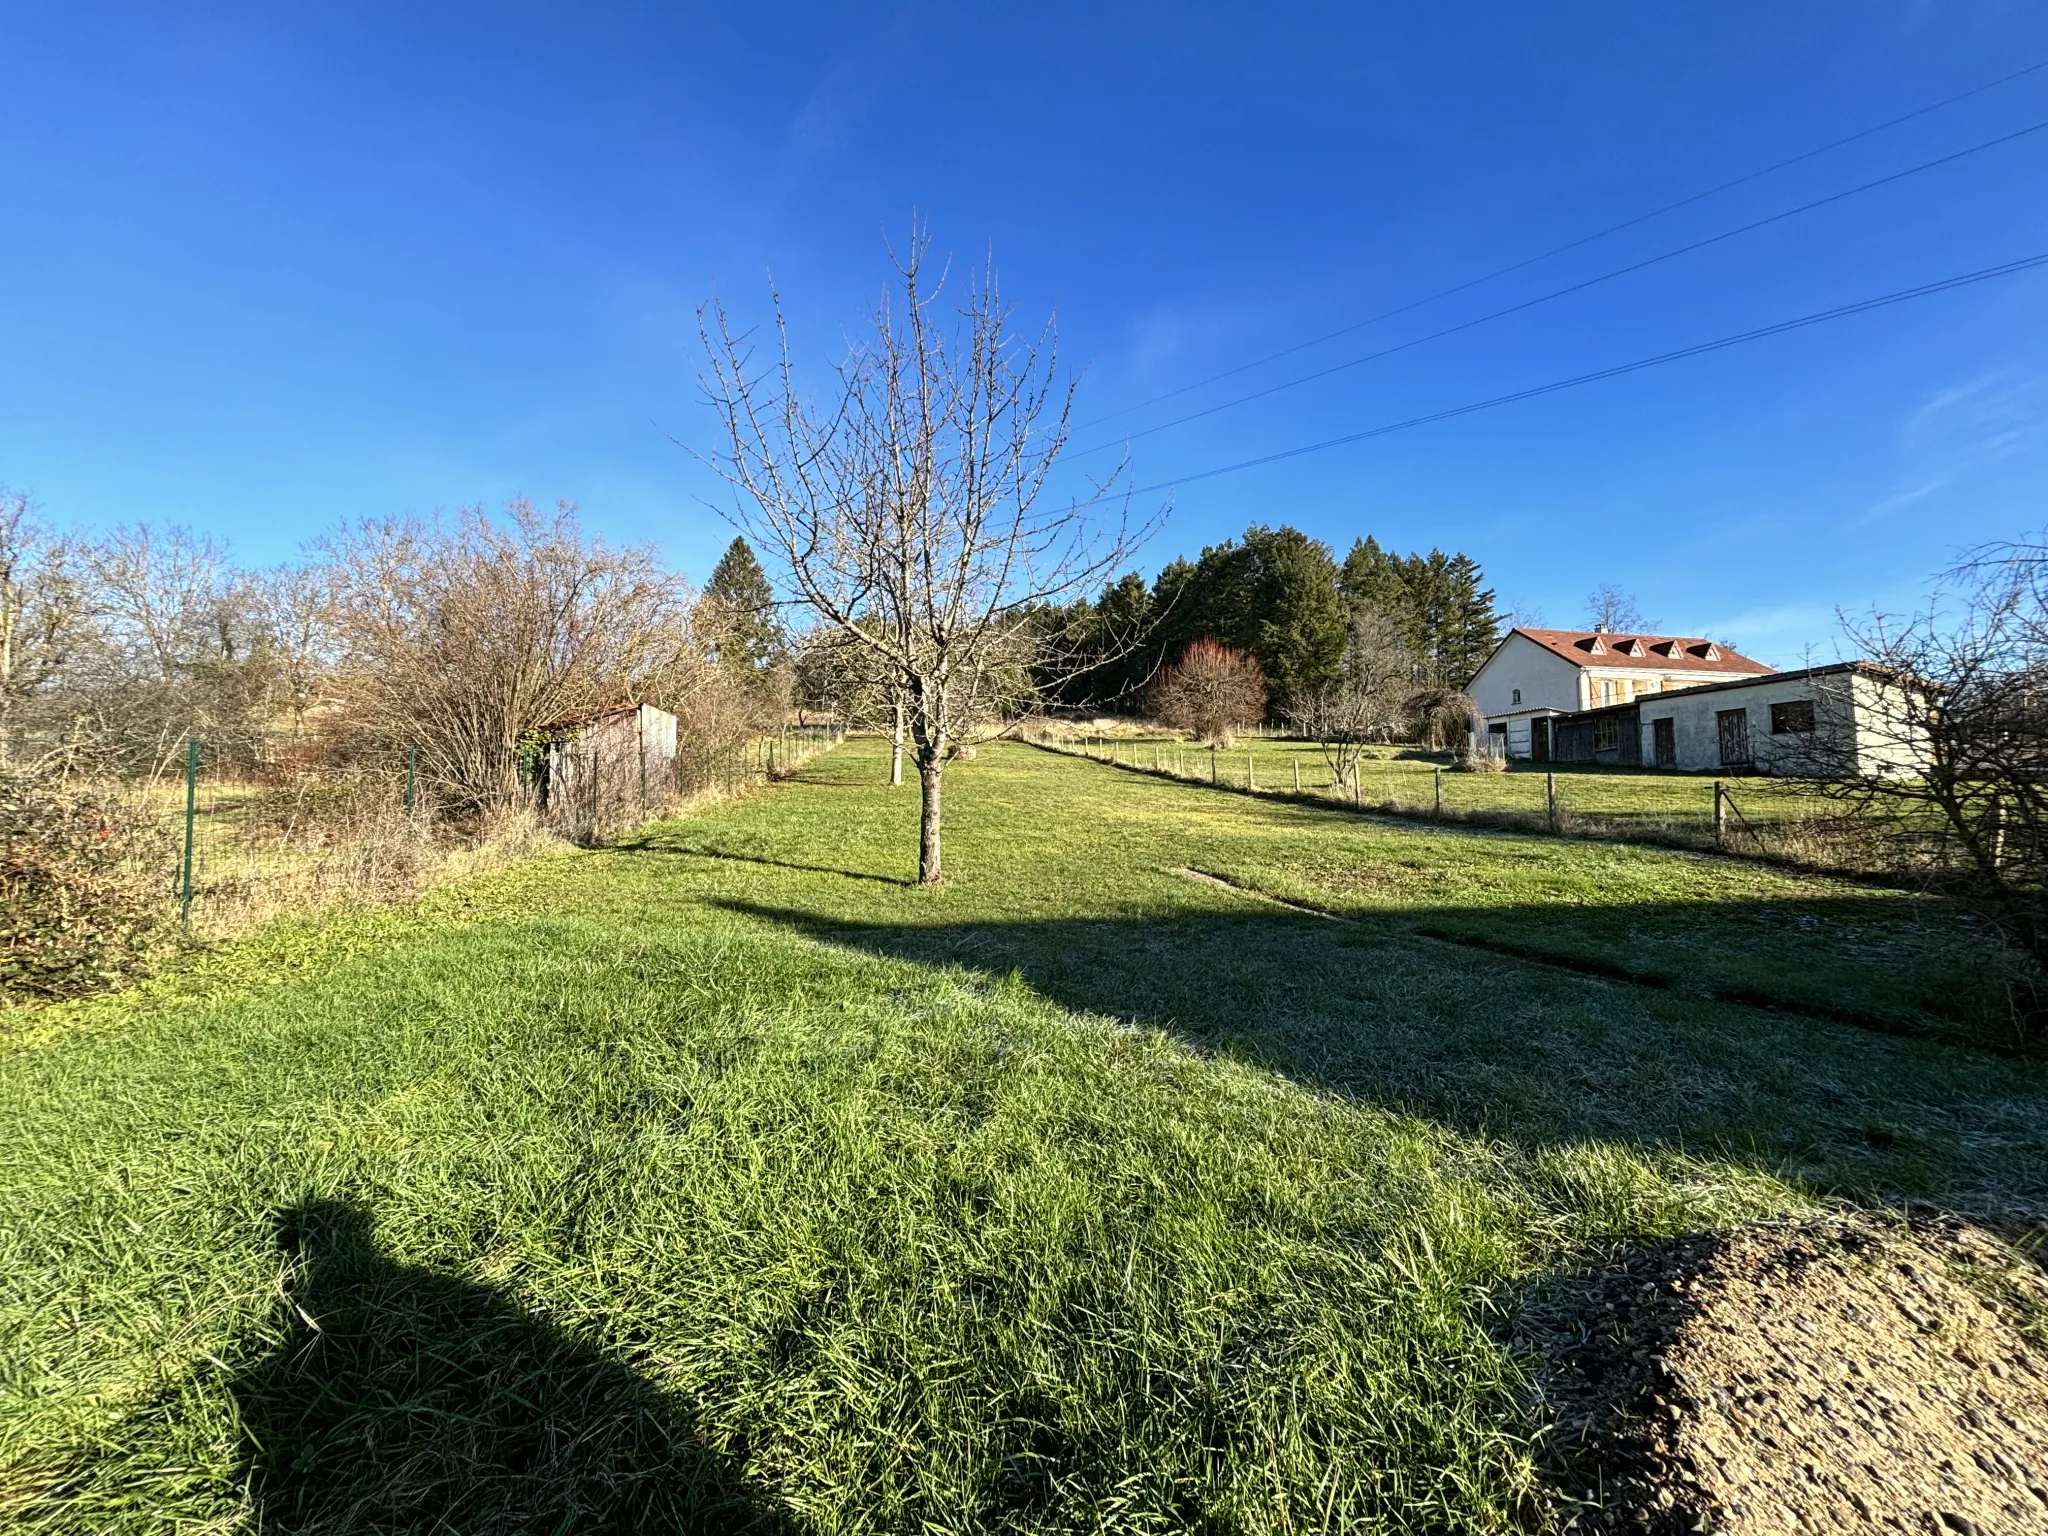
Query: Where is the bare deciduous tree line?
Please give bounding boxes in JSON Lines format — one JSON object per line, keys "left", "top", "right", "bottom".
{"left": 0, "top": 489, "right": 790, "bottom": 818}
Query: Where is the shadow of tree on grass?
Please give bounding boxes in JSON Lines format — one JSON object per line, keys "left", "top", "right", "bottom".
{"left": 708, "top": 896, "right": 2048, "bottom": 1211}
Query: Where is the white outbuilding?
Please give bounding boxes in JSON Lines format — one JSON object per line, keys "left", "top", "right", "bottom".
{"left": 1543, "top": 662, "right": 1925, "bottom": 776}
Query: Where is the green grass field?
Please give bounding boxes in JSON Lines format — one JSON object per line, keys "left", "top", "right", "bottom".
{"left": 3, "top": 738, "right": 2043, "bottom": 1532}
{"left": 1064, "top": 729, "right": 1830, "bottom": 837}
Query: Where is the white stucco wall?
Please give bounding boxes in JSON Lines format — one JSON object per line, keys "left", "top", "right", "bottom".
{"left": 1633, "top": 670, "right": 1925, "bottom": 775}
{"left": 1468, "top": 634, "right": 1584, "bottom": 719}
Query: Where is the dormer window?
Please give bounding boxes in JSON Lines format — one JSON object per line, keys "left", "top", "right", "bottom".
{"left": 1702, "top": 643, "right": 1720, "bottom": 661}
{"left": 1621, "top": 638, "right": 1645, "bottom": 657}
{"left": 1661, "top": 641, "right": 1685, "bottom": 659}
{"left": 1586, "top": 636, "right": 1606, "bottom": 656}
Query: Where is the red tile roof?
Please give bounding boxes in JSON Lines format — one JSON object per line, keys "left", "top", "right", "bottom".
{"left": 1510, "top": 627, "right": 1774, "bottom": 676}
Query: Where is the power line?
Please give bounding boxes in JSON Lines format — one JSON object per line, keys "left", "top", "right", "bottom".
{"left": 1080, "top": 56, "right": 2048, "bottom": 431}
{"left": 1130, "top": 250, "right": 2048, "bottom": 495}
{"left": 1076, "top": 114, "right": 2048, "bottom": 458}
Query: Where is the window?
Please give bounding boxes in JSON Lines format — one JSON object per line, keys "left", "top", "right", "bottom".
{"left": 1599, "top": 679, "right": 1615, "bottom": 705}
{"left": 1511, "top": 688, "right": 1521, "bottom": 705}
{"left": 1770, "top": 699, "right": 1816, "bottom": 735}
{"left": 1593, "top": 716, "right": 1620, "bottom": 752}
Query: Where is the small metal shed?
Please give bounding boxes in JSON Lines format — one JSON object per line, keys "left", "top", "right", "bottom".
{"left": 536, "top": 703, "right": 680, "bottom": 823}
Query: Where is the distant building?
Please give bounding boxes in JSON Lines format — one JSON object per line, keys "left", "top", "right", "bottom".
{"left": 1544, "top": 662, "right": 1926, "bottom": 776}
{"left": 1467, "top": 627, "right": 1774, "bottom": 760}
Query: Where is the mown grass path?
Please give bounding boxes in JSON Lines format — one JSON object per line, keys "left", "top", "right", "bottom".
{"left": 3, "top": 739, "right": 2043, "bottom": 1532}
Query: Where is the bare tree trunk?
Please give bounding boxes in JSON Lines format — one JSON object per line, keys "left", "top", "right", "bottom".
{"left": 918, "top": 754, "right": 942, "bottom": 883}
{"left": 891, "top": 690, "right": 905, "bottom": 787}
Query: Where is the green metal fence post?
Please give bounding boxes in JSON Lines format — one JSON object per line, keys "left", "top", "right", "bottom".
{"left": 180, "top": 736, "right": 198, "bottom": 934}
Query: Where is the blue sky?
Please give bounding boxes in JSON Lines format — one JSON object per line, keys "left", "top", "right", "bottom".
{"left": 5, "top": 2, "right": 2048, "bottom": 665}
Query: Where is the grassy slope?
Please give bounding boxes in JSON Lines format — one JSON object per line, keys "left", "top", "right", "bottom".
{"left": 2, "top": 739, "right": 2043, "bottom": 1533}
{"left": 1067, "top": 732, "right": 1830, "bottom": 828}
{"left": 1046, "top": 740, "right": 2010, "bottom": 1043}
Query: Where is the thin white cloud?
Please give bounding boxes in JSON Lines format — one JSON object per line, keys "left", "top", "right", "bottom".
{"left": 1851, "top": 476, "right": 1948, "bottom": 528}
{"left": 1901, "top": 368, "right": 2043, "bottom": 464}
{"left": 1851, "top": 369, "right": 2044, "bottom": 531}
{"left": 1682, "top": 603, "right": 1849, "bottom": 669}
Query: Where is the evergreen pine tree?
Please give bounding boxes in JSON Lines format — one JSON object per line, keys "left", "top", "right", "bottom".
{"left": 1239, "top": 525, "right": 1345, "bottom": 712}
{"left": 705, "top": 537, "right": 784, "bottom": 672}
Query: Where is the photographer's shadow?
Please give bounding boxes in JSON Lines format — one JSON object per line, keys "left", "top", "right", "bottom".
{"left": 229, "top": 1198, "right": 789, "bottom": 1533}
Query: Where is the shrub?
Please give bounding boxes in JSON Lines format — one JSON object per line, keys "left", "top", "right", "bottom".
{"left": 1151, "top": 639, "right": 1267, "bottom": 746}
{"left": 0, "top": 769, "right": 175, "bottom": 1000}
{"left": 1450, "top": 746, "right": 1508, "bottom": 774}
{"left": 1405, "top": 686, "right": 1482, "bottom": 750}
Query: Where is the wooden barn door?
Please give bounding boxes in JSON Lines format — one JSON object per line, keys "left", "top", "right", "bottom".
{"left": 1716, "top": 709, "right": 1751, "bottom": 767}
{"left": 1530, "top": 717, "right": 1550, "bottom": 762}
{"left": 1652, "top": 717, "right": 1675, "bottom": 768}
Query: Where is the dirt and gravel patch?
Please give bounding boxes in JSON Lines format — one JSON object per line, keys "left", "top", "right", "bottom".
{"left": 1515, "top": 1214, "right": 2048, "bottom": 1534}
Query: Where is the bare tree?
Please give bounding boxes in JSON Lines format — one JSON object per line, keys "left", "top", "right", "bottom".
{"left": 249, "top": 562, "right": 338, "bottom": 740}
{"left": 59, "top": 523, "right": 266, "bottom": 774}
{"left": 699, "top": 229, "right": 1158, "bottom": 883}
{"left": 1585, "top": 583, "right": 1647, "bottom": 634}
{"left": 1152, "top": 639, "right": 1266, "bottom": 747}
{"left": 0, "top": 490, "right": 86, "bottom": 766}
{"left": 84, "top": 524, "right": 232, "bottom": 687}
{"left": 1803, "top": 538, "right": 2048, "bottom": 1035}
{"left": 1289, "top": 605, "right": 1411, "bottom": 787}
{"left": 321, "top": 500, "right": 690, "bottom": 817}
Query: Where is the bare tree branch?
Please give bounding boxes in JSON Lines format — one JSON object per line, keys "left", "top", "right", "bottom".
{"left": 696, "top": 225, "right": 1165, "bottom": 882}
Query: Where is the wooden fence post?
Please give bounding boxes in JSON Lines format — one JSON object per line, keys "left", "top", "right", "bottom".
{"left": 1293, "top": 758, "right": 1301, "bottom": 793}
{"left": 1247, "top": 752, "right": 1255, "bottom": 791}
{"left": 1713, "top": 781, "right": 1726, "bottom": 849}
{"left": 1546, "top": 772, "right": 1559, "bottom": 834}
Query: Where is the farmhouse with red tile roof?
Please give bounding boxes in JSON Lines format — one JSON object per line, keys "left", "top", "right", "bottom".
{"left": 1467, "top": 627, "right": 1773, "bottom": 761}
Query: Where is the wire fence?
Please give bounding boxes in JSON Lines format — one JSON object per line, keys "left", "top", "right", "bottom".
{"left": 1045, "top": 732, "right": 1867, "bottom": 869}
{"left": 10, "top": 722, "right": 846, "bottom": 941}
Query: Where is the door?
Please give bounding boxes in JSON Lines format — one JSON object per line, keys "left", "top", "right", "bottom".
{"left": 1652, "top": 717, "right": 1675, "bottom": 768}
{"left": 1530, "top": 717, "right": 1550, "bottom": 762}
{"left": 1716, "top": 708, "right": 1751, "bottom": 767}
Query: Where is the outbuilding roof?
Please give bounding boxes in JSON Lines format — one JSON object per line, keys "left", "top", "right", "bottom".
{"left": 1509, "top": 627, "right": 1774, "bottom": 676}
